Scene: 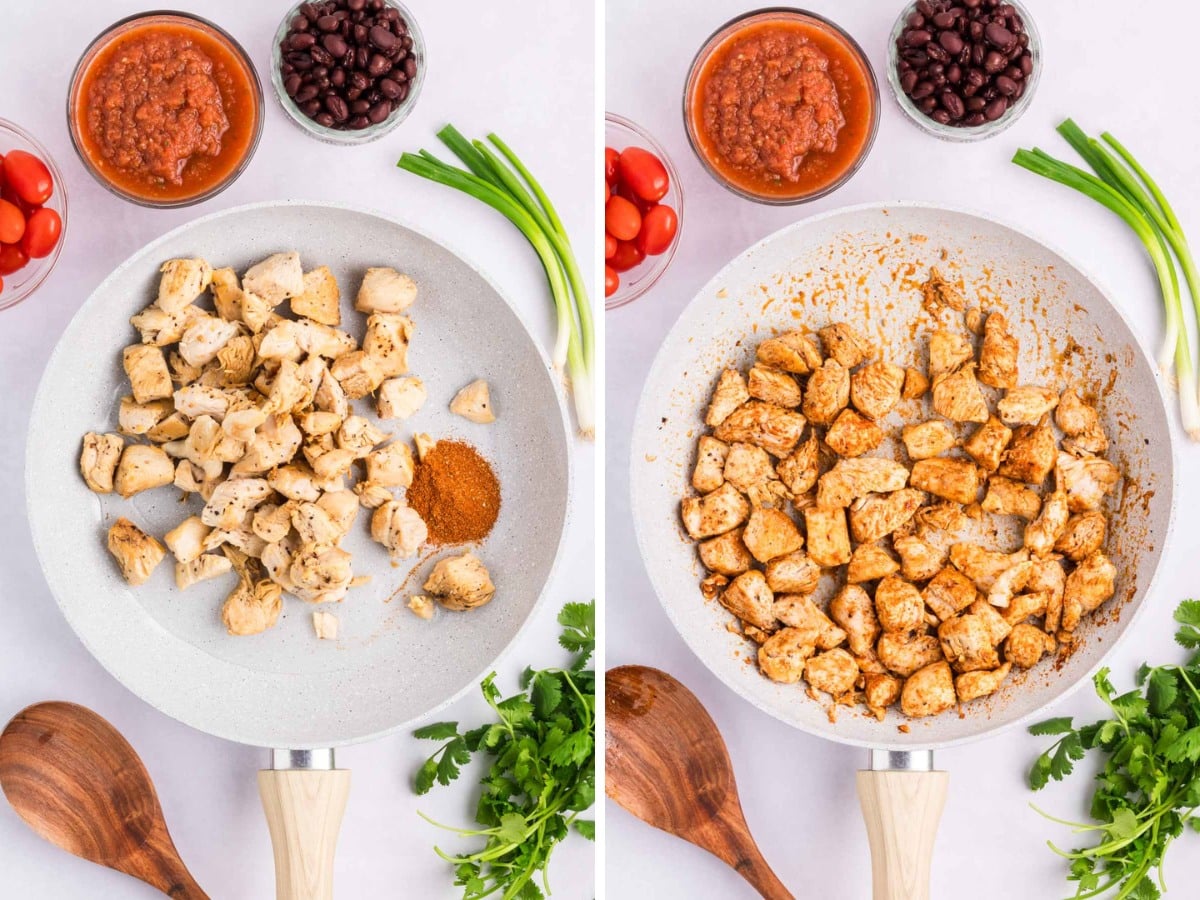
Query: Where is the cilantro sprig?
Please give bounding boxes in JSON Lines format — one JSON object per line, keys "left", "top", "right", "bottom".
{"left": 413, "top": 601, "right": 595, "bottom": 900}
{"left": 1027, "top": 601, "right": 1200, "bottom": 899}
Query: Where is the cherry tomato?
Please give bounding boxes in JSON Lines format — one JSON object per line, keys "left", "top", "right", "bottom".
{"left": 618, "top": 146, "right": 669, "bottom": 203}
{"left": 4, "top": 150, "right": 52, "bottom": 205}
{"left": 609, "top": 239, "right": 645, "bottom": 273}
{"left": 0, "top": 242, "right": 29, "bottom": 276}
{"left": 0, "top": 199, "right": 25, "bottom": 244}
{"left": 636, "top": 204, "right": 678, "bottom": 256}
{"left": 604, "top": 233, "right": 617, "bottom": 259}
{"left": 2, "top": 184, "right": 38, "bottom": 217}
{"left": 605, "top": 195, "right": 641, "bottom": 242}
{"left": 605, "top": 265, "right": 619, "bottom": 297}
{"left": 21, "top": 207, "right": 61, "bottom": 259}
{"left": 615, "top": 180, "right": 656, "bottom": 215}
{"left": 0, "top": 153, "right": 5, "bottom": 190}
{"left": 605, "top": 147, "right": 620, "bottom": 185}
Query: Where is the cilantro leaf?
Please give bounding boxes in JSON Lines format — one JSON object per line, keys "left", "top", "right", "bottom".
{"left": 414, "top": 721, "right": 461, "bottom": 741}
{"left": 531, "top": 672, "right": 563, "bottom": 719}
{"left": 558, "top": 601, "right": 595, "bottom": 669}
{"left": 574, "top": 819, "right": 595, "bottom": 841}
{"left": 1029, "top": 717, "right": 1075, "bottom": 736}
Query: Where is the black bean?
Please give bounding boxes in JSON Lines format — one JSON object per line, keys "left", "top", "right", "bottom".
{"left": 964, "top": 112, "right": 986, "bottom": 125}
{"left": 966, "top": 95, "right": 986, "bottom": 111}
{"left": 984, "top": 21, "right": 1014, "bottom": 48}
{"left": 301, "top": 98, "right": 322, "bottom": 116}
{"left": 368, "top": 100, "right": 391, "bottom": 123}
{"left": 941, "top": 90, "right": 965, "bottom": 118}
{"left": 312, "top": 65, "right": 328, "bottom": 78}
{"left": 310, "top": 46, "right": 333, "bottom": 66}
{"left": 919, "top": 96, "right": 938, "bottom": 113}
{"left": 379, "top": 77, "right": 403, "bottom": 99}
{"left": 916, "top": 0, "right": 935, "bottom": 15}
{"left": 395, "top": 81, "right": 409, "bottom": 102}
{"left": 994, "top": 74, "right": 1018, "bottom": 96}
{"left": 984, "top": 49, "right": 1007, "bottom": 72}
{"left": 1004, "top": 64, "right": 1022, "bottom": 80}
{"left": 401, "top": 35, "right": 413, "bottom": 49}
{"left": 350, "top": 70, "right": 370, "bottom": 91}
{"left": 347, "top": 0, "right": 365, "bottom": 8}
{"left": 355, "top": 46, "right": 370, "bottom": 68}
{"left": 324, "top": 94, "right": 349, "bottom": 121}
{"left": 902, "top": 49, "right": 930, "bottom": 66}
{"left": 284, "top": 73, "right": 302, "bottom": 96}
{"left": 331, "top": 67, "right": 346, "bottom": 87}
{"left": 1012, "top": 79, "right": 1026, "bottom": 99}
{"left": 971, "top": 43, "right": 985, "bottom": 65}
{"left": 931, "top": 10, "right": 957, "bottom": 28}
{"left": 930, "top": 109, "right": 952, "bottom": 124}
{"left": 939, "top": 30, "right": 964, "bottom": 54}
{"left": 984, "top": 97, "right": 1008, "bottom": 120}
{"left": 290, "top": 31, "right": 316, "bottom": 50}
{"left": 349, "top": 115, "right": 371, "bottom": 130}
{"left": 369, "top": 24, "right": 397, "bottom": 50}
{"left": 346, "top": 87, "right": 363, "bottom": 101}
{"left": 315, "top": 112, "right": 335, "bottom": 127}
{"left": 295, "top": 83, "right": 320, "bottom": 103}
{"left": 354, "top": 23, "right": 368, "bottom": 43}
{"left": 395, "top": 17, "right": 408, "bottom": 35}
{"left": 962, "top": 83, "right": 977, "bottom": 98}
{"left": 403, "top": 56, "right": 417, "bottom": 79}
{"left": 907, "top": 11, "right": 926, "bottom": 27}
{"left": 350, "top": 98, "right": 371, "bottom": 115}
{"left": 316, "top": 14, "right": 339, "bottom": 31}
{"left": 911, "top": 80, "right": 935, "bottom": 99}
{"left": 946, "top": 63, "right": 962, "bottom": 84}
{"left": 323, "top": 33, "right": 348, "bottom": 57}
{"left": 300, "top": 2, "right": 319, "bottom": 18}
{"left": 906, "top": 28, "right": 932, "bottom": 47}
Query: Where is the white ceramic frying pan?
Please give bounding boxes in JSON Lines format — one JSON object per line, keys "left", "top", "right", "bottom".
{"left": 26, "top": 201, "right": 572, "bottom": 899}
{"left": 631, "top": 203, "right": 1176, "bottom": 898}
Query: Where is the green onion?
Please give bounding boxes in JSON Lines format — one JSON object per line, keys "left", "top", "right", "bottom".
{"left": 397, "top": 127, "right": 595, "bottom": 439}
{"left": 1013, "top": 119, "right": 1200, "bottom": 440}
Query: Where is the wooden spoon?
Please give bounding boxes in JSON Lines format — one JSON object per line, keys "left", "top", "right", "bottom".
{"left": 0, "top": 701, "right": 208, "bottom": 899}
{"left": 605, "top": 666, "right": 794, "bottom": 899}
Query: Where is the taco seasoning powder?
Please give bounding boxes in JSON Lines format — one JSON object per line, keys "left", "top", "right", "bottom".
{"left": 407, "top": 440, "right": 501, "bottom": 545}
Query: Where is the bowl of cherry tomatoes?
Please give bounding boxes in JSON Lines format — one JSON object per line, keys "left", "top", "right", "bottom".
{"left": 0, "top": 119, "right": 68, "bottom": 312}
{"left": 605, "top": 113, "right": 682, "bottom": 310}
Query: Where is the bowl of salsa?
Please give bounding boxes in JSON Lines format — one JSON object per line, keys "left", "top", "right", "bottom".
{"left": 684, "top": 9, "right": 879, "bottom": 204}
{"left": 68, "top": 12, "right": 263, "bottom": 208}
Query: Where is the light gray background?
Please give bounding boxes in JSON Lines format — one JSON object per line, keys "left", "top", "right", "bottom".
{"left": 0, "top": 1, "right": 595, "bottom": 897}
{"left": 606, "top": 1, "right": 1200, "bottom": 897}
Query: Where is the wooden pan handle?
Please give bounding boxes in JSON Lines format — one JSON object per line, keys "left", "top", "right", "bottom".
{"left": 855, "top": 770, "right": 948, "bottom": 900}
{"left": 258, "top": 769, "right": 350, "bottom": 900}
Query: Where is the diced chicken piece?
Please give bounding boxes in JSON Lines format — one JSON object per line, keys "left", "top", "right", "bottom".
{"left": 312, "top": 610, "right": 340, "bottom": 640}
{"left": 314, "top": 367, "right": 350, "bottom": 419}
{"left": 378, "top": 376, "right": 427, "bottom": 420}
{"left": 863, "top": 672, "right": 903, "bottom": 717}
{"left": 291, "top": 266, "right": 341, "bottom": 326}
{"left": 1024, "top": 489, "right": 1069, "bottom": 557}
{"left": 1057, "top": 451, "right": 1120, "bottom": 512}
{"left": 317, "top": 491, "right": 359, "bottom": 537}
{"left": 147, "top": 412, "right": 190, "bottom": 443}
{"left": 997, "top": 386, "right": 1059, "bottom": 427}
{"left": 720, "top": 570, "right": 776, "bottom": 630}
{"left": 289, "top": 502, "right": 341, "bottom": 546}
{"left": 950, "top": 543, "right": 1029, "bottom": 592}
{"left": 901, "top": 421, "right": 956, "bottom": 461}
{"left": 747, "top": 366, "right": 802, "bottom": 408}
{"left": 164, "top": 516, "right": 213, "bottom": 565}
{"left": 243, "top": 252, "right": 304, "bottom": 306}
{"left": 923, "top": 566, "right": 977, "bottom": 621}
{"left": 765, "top": 552, "right": 821, "bottom": 594}
{"left": 355, "top": 267, "right": 417, "bottom": 313}
{"left": 692, "top": 436, "right": 729, "bottom": 493}
{"left": 232, "top": 414, "right": 303, "bottom": 476}
{"left": 201, "top": 478, "right": 272, "bottom": 529}
{"left": 122, "top": 345, "right": 173, "bottom": 404}
{"left": 910, "top": 458, "right": 980, "bottom": 505}
{"left": 221, "top": 578, "right": 283, "bottom": 636}
{"left": 421, "top": 552, "right": 495, "bottom": 611}
{"left": 1062, "top": 551, "right": 1116, "bottom": 631}
{"left": 330, "top": 351, "right": 385, "bottom": 400}
{"left": 407, "top": 595, "right": 435, "bottom": 620}
{"left": 901, "top": 661, "right": 956, "bottom": 717}
{"left": 178, "top": 317, "right": 240, "bottom": 367}
{"left": 938, "top": 615, "right": 1001, "bottom": 672}
{"left": 981, "top": 476, "right": 1041, "bottom": 520}
{"left": 130, "top": 305, "right": 193, "bottom": 346}
{"left": 291, "top": 320, "right": 357, "bottom": 360}
{"left": 337, "top": 415, "right": 389, "bottom": 459}
{"left": 830, "top": 585, "right": 880, "bottom": 658}
{"left": 267, "top": 463, "right": 329, "bottom": 502}
{"left": 998, "top": 419, "right": 1057, "bottom": 485}
{"left": 849, "top": 488, "right": 924, "bottom": 544}
{"left": 802, "top": 360, "right": 850, "bottom": 426}
{"left": 114, "top": 445, "right": 174, "bottom": 497}
{"left": 371, "top": 500, "right": 428, "bottom": 560}
{"left": 875, "top": 576, "right": 925, "bottom": 633}
{"left": 915, "top": 501, "right": 967, "bottom": 536}
{"left": 826, "top": 409, "right": 884, "bottom": 458}
{"left": 298, "top": 411, "right": 342, "bottom": 436}
{"left": 354, "top": 481, "right": 394, "bottom": 509}
{"left": 773, "top": 594, "right": 845, "bottom": 649}
{"left": 963, "top": 416, "right": 1012, "bottom": 472}
{"left": 714, "top": 401, "right": 806, "bottom": 458}
{"left": 449, "top": 379, "right": 495, "bottom": 424}
{"left": 741, "top": 508, "right": 803, "bottom": 563}
{"left": 169, "top": 351, "right": 203, "bottom": 385}
{"left": 202, "top": 525, "right": 268, "bottom": 560}
{"left": 758, "top": 628, "right": 816, "bottom": 683}
{"left": 817, "top": 458, "right": 909, "bottom": 508}
{"left": 894, "top": 533, "right": 946, "bottom": 582}
{"left": 985, "top": 559, "right": 1035, "bottom": 609}
{"left": 698, "top": 529, "right": 753, "bottom": 576}
{"left": 850, "top": 361, "right": 905, "bottom": 421}
{"left": 932, "top": 364, "right": 988, "bottom": 423}
{"left": 756, "top": 331, "right": 822, "bottom": 374}
{"left": 902, "top": 367, "right": 929, "bottom": 400}
{"left": 819, "top": 322, "right": 873, "bottom": 368}
{"left": 362, "top": 313, "right": 413, "bottom": 378}
{"left": 723, "top": 443, "right": 775, "bottom": 494}
{"left": 706, "top": 369, "right": 751, "bottom": 428}
{"left": 682, "top": 483, "right": 750, "bottom": 540}
{"left": 107, "top": 518, "right": 165, "bottom": 586}
{"left": 776, "top": 436, "right": 820, "bottom": 496}
{"left": 977, "top": 312, "right": 1018, "bottom": 389}
{"left": 877, "top": 632, "right": 944, "bottom": 677}
{"left": 251, "top": 503, "right": 293, "bottom": 543}
{"left": 214, "top": 335, "right": 256, "bottom": 386}
{"left": 156, "top": 258, "right": 212, "bottom": 312}
{"left": 118, "top": 396, "right": 173, "bottom": 436}
{"left": 1055, "top": 511, "right": 1107, "bottom": 561}
{"left": 804, "top": 507, "right": 851, "bottom": 567}
{"left": 966, "top": 597, "right": 1013, "bottom": 645}
{"left": 928, "top": 329, "right": 974, "bottom": 379}
{"left": 365, "top": 441, "right": 415, "bottom": 488}
{"left": 220, "top": 408, "right": 266, "bottom": 444}
{"left": 209, "top": 267, "right": 242, "bottom": 322}
{"left": 847, "top": 544, "right": 900, "bottom": 584}
{"left": 1056, "top": 388, "right": 1109, "bottom": 454}
{"left": 1027, "top": 558, "right": 1066, "bottom": 630}
{"left": 256, "top": 321, "right": 303, "bottom": 362}
{"left": 174, "top": 385, "right": 231, "bottom": 421}
{"left": 289, "top": 543, "right": 354, "bottom": 604}
{"left": 80, "top": 432, "right": 124, "bottom": 493}
{"left": 1004, "top": 623, "right": 1056, "bottom": 668}
{"left": 955, "top": 663, "right": 1012, "bottom": 702}
{"left": 175, "top": 554, "right": 233, "bottom": 590}
{"left": 804, "top": 648, "right": 859, "bottom": 697}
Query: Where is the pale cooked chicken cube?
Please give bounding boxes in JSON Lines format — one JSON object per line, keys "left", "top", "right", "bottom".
{"left": 222, "top": 408, "right": 267, "bottom": 443}
{"left": 863, "top": 672, "right": 903, "bottom": 717}
{"left": 312, "top": 610, "right": 340, "bottom": 640}
{"left": 330, "top": 350, "right": 385, "bottom": 400}
{"left": 817, "top": 458, "right": 909, "bottom": 508}
{"left": 1005, "top": 624, "right": 1056, "bottom": 668}
{"left": 698, "top": 528, "right": 753, "bottom": 576}
{"left": 178, "top": 317, "right": 240, "bottom": 367}
{"left": 147, "top": 412, "right": 190, "bottom": 443}
{"left": 316, "top": 491, "right": 359, "bottom": 537}
{"left": 878, "top": 632, "right": 944, "bottom": 677}
{"left": 251, "top": 503, "right": 293, "bottom": 543}
{"left": 337, "top": 415, "right": 389, "bottom": 459}
{"left": 901, "top": 420, "right": 955, "bottom": 461}
{"left": 692, "top": 435, "right": 729, "bottom": 493}
{"left": 118, "top": 396, "right": 172, "bottom": 436}
{"left": 758, "top": 629, "right": 816, "bottom": 683}
{"left": 719, "top": 570, "right": 776, "bottom": 630}
{"left": 742, "top": 508, "right": 803, "bottom": 563}
{"left": 932, "top": 364, "right": 988, "bottom": 423}
{"left": 997, "top": 386, "right": 1059, "bottom": 426}
{"left": 221, "top": 578, "right": 283, "bottom": 636}
{"left": 901, "top": 661, "right": 956, "bottom": 717}
{"left": 847, "top": 544, "right": 900, "bottom": 584}
{"left": 825, "top": 409, "right": 883, "bottom": 458}
{"left": 314, "top": 366, "right": 350, "bottom": 419}
{"left": 232, "top": 415, "right": 303, "bottom": 476}
{"left": 156, "top": 258, "right": 212, "bottom": 312}
{"left": 215, "top": 336, "right": 256, "bottom": 386}
{"left": 981, "top": 476, "right": 1041, "bottom": 519}
{"left": 1055, "top": 511, "right": 1107, "bottom": 561}
{"left": 705, "top": 368, "right": 750, "bottom": 428}
{"left": 291, "top": 266, "right": 341, "bottom": 326}
{"left": 902, "top": 366, "right": 930, "bottom": 400}
{"left": 928, "top": 329, "right": 974, "bottom": 379}
{"left": 894, "top": 533, "right": 946, "bottom": 582}
{"left": 802, "top": 360, "right": 850, "bottom": 426}
{"left": 107, "top": 518, "right": 165, "bottom": 586}
{"left": 122, "top": 345, "right": 173, "bottom": 403}
{"left": 201, "top": 478, "right": 273, "bottom": 529}
{"left": 450, "top": 379, "right": 496, "bottom": 424}
{"left": 413, "top": 433, "right": 434, "bottom": 461}
{"left": 1057, "top": 451, "right": 1120, "bottom": 512}
{"left": 955, "top": 662, "right": 1012, "bottom": 702}
{"left": 292, "top": 320, "right": 357, "bottom": 359}
{"left": 998, "top": 419, "right": 1057, "bottom": 485}
{"left": 819, "top": 322, "right": 873, "bottom": 368}
{"left": 849, "top": 488, "right": 924, "bottom": 544}
{"left": 243, "top": 252, "right": 303, "bottom": 306}
{"left": 755, "top": 331, "right": 822, "bottom": 374}
{"left": 289, "top": 543, "right": 354, "bottom": 604}
{"left": 209, "top": 267, "right": 243, "bottom": 322}
{"left": 175, "top": 554, "right": 233, "bottom": 590}
{"left": 256, "top": 321, "right": 303, "bottom": 361}
{"left": 371, "top": 500, "right": 428, "bottom": 560}
{"left": 299, "top": 411, "right": 342, "bottom": 436}
{"left": 1056, "top": 388, "right": 1108, "bottom": 454}
{"left": 765, "top": 551, "right": 820, "bottom": 594}
{"left": 851, "top": 361, "right": 905, "bottom": 420}
{"left": 776, "top": 436, "right": 820, "bottom": 496}
{"left": 355, "top": 267, "right": 417, "bottom": 313}
{"left": 977, "top": 312, "right": 1018, "bottom": 389}
{"left": 1062, "top": 551, "right": 1116, "bottom": 631}
{"left": 910, "top": 458, "right": 980, "bottom": 505}
{"left": 875, "top": 576, "right": 925, "bottom": 633}
{"left": 365, "top": 441, "right": 415, "bottom": 488}
{"left": 378, "top": 376, "right": 428, "bottom": 420}
{"left": 130, "top": 305, "right": 193, "bottom": 346}
{"left": 723, "top": 442, "right": 775, "bottom": 494}
{"left": 267, "top": 463, "right": 325, "bottom": 502}
{"left": 354, "top": 480, "right": 395, "bottom": 509}
{"left": 830, "top": 584, "right": 880, "bottom": 658}
{"left": 804, "top": 506, "right": 851, "bottom": 567}
{"left": 923, "top": 566, "right": 977, "bottom": 621}
{"left": 938, "top": 615, "right": 1000, "bottom": 672}
{"left": 164, "top": 516, "right": 212, "bottom": 565}
{"left": 747, "top": 366, "right": 802, "bottom": 408}
{"left": 949, "top": 543, "right": 1029, "bottom": 592}
{"left": 713, "top": 400, "right": 806, "bottom": 458}
{"left": 963, "top": 416, "right": 1012, "bottom": 472}
{"left": 80, "top": 432, "right": 124, "bottom": 493}
{"left": 407, "top": 595, "right": 435, "bottom": 620}
{"left": 114, "top": 445, "right": 175, "bottom": 497}
{"left": 773, "top": 594, "right": 845, "bottom": 648}
{"left": 805, "top": 648, "right": 859, "bottom": 697}
{"left": 424, "top": 552, "right": 495, "bottom": 610}
{"left": 1024, "top": 489, "right": 1069, "bottom": 557}
{"left": 174, "top": 385, "right": 231, "bottom": 421}
{"left": 169, "top": 351, "right": 204, "bottom": 386}
{"left": 362, "top": 313, "right": 413, "bottom": 378}
{"left": 681, "top": 482, "right": 750, "bottom": 540}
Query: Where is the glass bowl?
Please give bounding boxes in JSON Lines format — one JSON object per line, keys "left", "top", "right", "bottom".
{"left": 0, "top": 120, "right": 69, "bottom": 313}
{"left": 683, "top": 8, "right": 879, "bottom": 205}
{"left": 887, "top": 0, "right": 1041, "bottom": 141}
{"left": 67, "top": 11, "right": 263, "bottom": 208}
{"left": 271, "top": 0, "right": 426, "bottom": 145}
{"left": 605, "top": 114, "right": 684, "bottom": 311}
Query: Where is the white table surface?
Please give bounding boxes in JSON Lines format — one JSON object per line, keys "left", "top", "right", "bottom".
{"left": 0, "top": 1, "right": 595, "bottom": 897}
{"left": 606, "top": 1, "right": 1200, "bottom": 897}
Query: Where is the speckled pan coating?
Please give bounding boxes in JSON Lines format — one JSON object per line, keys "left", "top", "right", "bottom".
{"left": 631, "top": 202, "right": 1176, "bottom": 751}
{"left": 27, "top": 201, "right": 571, "bottom": 749}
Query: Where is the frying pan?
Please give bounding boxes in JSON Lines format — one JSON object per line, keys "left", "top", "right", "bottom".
{"left": 630, "top": 203, "right": 1176, "bottom": 898}
{"left": 25, "top": 201, "right": 572, "bottom": 899}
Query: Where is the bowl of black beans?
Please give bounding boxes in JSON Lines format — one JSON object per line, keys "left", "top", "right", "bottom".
{"left": 888, "top": 0, "right": 1039, "bottom": 141}
{"left": 272, "top": 0, "right": 424, "bottom": 144}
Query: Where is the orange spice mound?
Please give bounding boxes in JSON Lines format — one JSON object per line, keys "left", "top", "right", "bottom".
{"left": 408, "top": 440, "right": 501, "bottom": 545}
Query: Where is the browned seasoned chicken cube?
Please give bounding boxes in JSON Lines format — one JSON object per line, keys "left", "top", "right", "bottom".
{"left": 894, "top": 533, "right": 947, "bottom": 582}
{"left": 756, "top": 331, "right": 822, "bottom": 374}
{"left": 978, "top": 312, "right": 1018, "bottom": 389}
{"left": 705, "top": 368, "right": 750, "bottom": 428}
{"left": 963, "top": 416, "right": 1013, "bottom": 472}
{"left": 776, "top": 436, "right": 820, "bottom": 496}
{"left": 1056, "top": 388, "right": 1109, "bottom": 454}
{"left": 829, "top": 585, "right": 880, "bottom": 658}
{"left": 915, "top": 502, "right": 967, "bottom": 536}
{"left": 747, "top": 366, "right": 802, "bottom": 408}
{"left": 1062, "top": 551, "right": 1116, "bottom": 631}
{"left": 774, "top": 594, "right": 846, "bottom": 649}
{"left": 877, "top": 632, "right": 944, "bottom": 677}
{"left": 1005, "top": 624, "right": 1056, "bottom": 668}
{"left": 692, "top": 435, "right": 729, "bottom": 493}
{"left": 1001, "top": 590, "right": 1048, "bottom": 627}
{"left": 847, "top": 544, "right": 900, "bottom": 584}
{"left": 901, "top": 421, "right": 956, "bottom": 461}
{"left": 758, "top": 628, "right": 816, "bottom": 683}
{"left": 742, "top": 508, "right": 804, "bottom": 563}
{"left": 938, "top": 614, "right": 1001, "bottom": 672}
{"left": 1057, "top": 451, "right": 1120, "bottom": 512}
{"left": 932, "top": 364, "right": 989, "bottom": 423}
{"left": 955, "top": 662, "right": 1012, "bottom": 702}
{"left": 1025, "top": 489, "right": 1070, "bottom": 557}
{"left": 765, "top": 552, "right": 821, "bottom": 594}
{"left": 1055, "top": 511, "right": 1107, "bottom": 561}
{"left": 949, "top": 543, "right": 1029, "bottom": 592}
{"left": 802, "top": 360, "right": 850, "bottom": 425}
{"left": 817, "top": 458, "right": 909, "bottom": 508}
{"left": 804, "top": 507, "right": 851, "bottom": 567}
{"left": 805, "top": 648, "right": 859, "bottom": 697}
{"left": 998, "top": 386, "right": 1059, "bottom": 426}
{"left": 80, "top": 432, "right": 124, "bottom": 493}
{"left": 998, "top": 419, "right": 1057, "bottom": 484}
{"left": 902, "top": 366, "right": 930, "bottom": 400}
{"left": 850, "top": 361, "right": 906, "bottom": 420}
{"left": 819, "top": 322, "right": 873, "bottom": 368}
{"left": 681, "top": 483, "right": 750, "bottom": 539}
{"left": 720, "top": 570, "right": 777, "bottom": 631}
{"left": 863, "top": 672, "right": 903, "bottom": 717}
{"left": 849, "top": 488, "right": 924, "bottom": 544}
{"left": 923, "top": 566, "right": 977, "bottom": 621}
{"left": 107, "top": 518, "right": 166, "bottom": 586}
{"left": 901, "top": 661, "right": 957, "bottom": 717}
{"left": 123, "top": 345, "right": 174, "bottom": 404}
{"left": 698, "top": 529, "right": 753, "bottom": 576}
{"left": 714, "top": 401, "right": 806, "bottom": 458}
{"left": 910, "top": 458, "right": 980, "bottom": 505}
{"left": 875, "top": 575, "right": 925, "bottom": 633}
{"left": 1027, "top": 559, "right": 1067, "bottom": 632}
{"left": 986, "top": 559, "right": 1036, "bottom": 609}
{"left": 928, "top": 329, "right": 974, "bottom": 379}
{"left": 981, "top": 476, "right": 1041, "bottom": 519}
{"left": 825, "top": 408, "right": 884, "bottom": 458}
{"left": 723, "top": 442, "right": 777, "bottom": 495}
{"left": 966, "top": 597, "right": 1013, "bottom": 645}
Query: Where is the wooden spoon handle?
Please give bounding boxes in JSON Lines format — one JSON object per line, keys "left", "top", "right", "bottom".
{"left": 855, "top": 770, "right": 948, "bottom": 900}
{"left": 712, "top": 812, "right": 795, "bottom": 900}
{"left": 134, "top": 832, "right": 211, "bottom": 900}
{"left": 258, "top": 769, "right": 350, "bottom": 900}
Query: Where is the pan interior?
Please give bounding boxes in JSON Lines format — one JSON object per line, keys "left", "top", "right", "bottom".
{"left": 632, "top": 204, "right": 1173, "bottom": 750}
{"left": 27, "top": 202, "right": 570, "bottom": 749}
